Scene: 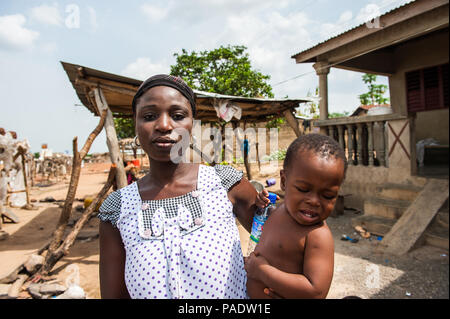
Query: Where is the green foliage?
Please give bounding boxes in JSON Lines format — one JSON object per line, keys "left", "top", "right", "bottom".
{"left": 359, "top": 74, "right": 390, "bottom": 106}
{"left": 328, "top": 111, "right": 350, "bottom": 118}
{"left": 114, "top": 117, "right": 135, "bottom": 139}
{"left": 170, "top": 45, "right": 274, "bottom": 98}
{"left": 265, "top": 116, "right": 285, "bottom": 129}
{"left": 262, "top": 149, "right": 287, "bottom": 161}
{"left": 34, "top": 152, "right": 40, "bottom": 159}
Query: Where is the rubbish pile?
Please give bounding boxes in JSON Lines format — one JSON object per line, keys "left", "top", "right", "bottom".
{"left": 0, "top": 253, "right": 87, "bottom": 299}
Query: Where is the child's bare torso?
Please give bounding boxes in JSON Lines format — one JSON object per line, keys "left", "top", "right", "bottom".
{"left": 246, "top": 205, "right": 323, "bottom": 298}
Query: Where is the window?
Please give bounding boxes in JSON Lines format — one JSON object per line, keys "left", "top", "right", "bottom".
{"left": 406, "top": 63, "right": 449, "bottom": 112}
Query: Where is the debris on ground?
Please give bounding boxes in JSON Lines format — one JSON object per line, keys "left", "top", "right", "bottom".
{"left": 55, "top": 284, "right": 86, "bottom": 299}
{"left": 341, "top": 234, "right": 359, "bottom": 243}
{"left": 265, "top": 178, "right": 276, "bottom": 187}
{"left": 27, "top": 282, "right": 67, "bottom": 299}
{"left": 23, "top": 254, "right": 45, "bottom": 273}
{"left": 354, "top": 225, "right": 371, "bottom": 239}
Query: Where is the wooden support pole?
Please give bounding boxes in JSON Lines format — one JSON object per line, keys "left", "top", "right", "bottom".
{"left": 45, "top": 110, "right": 107, "bottom": 263}
{"left": 38, "top": 165, "right": 116, "bottom": 276}
{"left": 256, "top": 142, "right": 261, "bottom": 171}
{"left": 243, "top": 122, "right": 252, "bottom": 181}
{"left": 283, "top": 109, "right": 301, "bottom": 137}
{"left": 93, "top": 88, "right": 128, "bottom": 189}
{"left": 19, "top": 150, "right": 30, "bottom": 205}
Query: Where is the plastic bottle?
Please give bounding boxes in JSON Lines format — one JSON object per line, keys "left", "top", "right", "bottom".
{"left": 246, "top": 192, "right": 277, "bottom": 256}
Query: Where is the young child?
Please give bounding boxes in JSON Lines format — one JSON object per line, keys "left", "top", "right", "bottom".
{"left": 245, "top": 133, "right": 347, "bottom": 299}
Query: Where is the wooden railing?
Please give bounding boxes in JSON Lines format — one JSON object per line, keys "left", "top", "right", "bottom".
{"left": 313, "top": 114, "right": 407, "bottom": 167}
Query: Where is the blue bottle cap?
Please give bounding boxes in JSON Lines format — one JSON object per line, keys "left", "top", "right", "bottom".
{"left": 268, "top": 192, "right": 277, "bottom": 204}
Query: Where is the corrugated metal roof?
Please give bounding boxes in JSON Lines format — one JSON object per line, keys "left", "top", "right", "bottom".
{"left": 194, "top": 89, "right": 311, "bottom": 104}
{"left": 291, "top": 0, "right": 422, "bottom": 59}
{"left": 61, "top": 61, "right": 312, "bottom": 123}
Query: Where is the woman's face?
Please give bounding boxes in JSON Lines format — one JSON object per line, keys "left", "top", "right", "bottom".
{"left": 134, "top": 86, "right": 193, "bottom": 162}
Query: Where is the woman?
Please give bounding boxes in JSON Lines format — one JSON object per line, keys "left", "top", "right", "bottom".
{"left": 98, "top": 74, "right": 259, "bottom": 299}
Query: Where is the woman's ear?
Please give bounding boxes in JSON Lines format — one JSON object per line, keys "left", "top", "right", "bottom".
{"left": 280, "top": 169, "right": 286, "bottom": 191}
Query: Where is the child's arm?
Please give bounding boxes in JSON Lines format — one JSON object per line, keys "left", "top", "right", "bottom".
{"left": 228, "top": 185, "right": 279, "bottom": 233}
{"left": 245, "top": 226, "right": 334, "bottom": 299}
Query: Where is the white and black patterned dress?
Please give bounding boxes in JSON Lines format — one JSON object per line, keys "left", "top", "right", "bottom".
{"left": 98, "top": 164, "right": 248, "bottom": 299}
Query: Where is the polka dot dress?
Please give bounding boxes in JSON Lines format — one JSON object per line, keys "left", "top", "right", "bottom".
{"left": 98, "top": 165, "right": 247, "bottom": 299}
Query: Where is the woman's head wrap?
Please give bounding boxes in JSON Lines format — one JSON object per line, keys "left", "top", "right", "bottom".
{"left": 132, "top": 74, "right": 196, "bottom": 116}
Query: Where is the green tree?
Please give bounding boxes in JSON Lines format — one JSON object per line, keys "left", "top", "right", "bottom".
{"left": 113, "top": 116, "right": 135, "bottom": 139}
{"left": 170, "top": 45, "right": 274, "bottom": 98}
{"left": 114, "top": 45, "right": 275, "bottom": 139}
{"left": 359, "top": 74, "right": 389, "bottom": 105}
{"left": 329, "top": 111, "right": 350, "bottom": 118}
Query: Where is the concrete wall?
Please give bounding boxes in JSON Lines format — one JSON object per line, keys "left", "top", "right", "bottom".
{"left": 196, "top": 120, "right": 300, "bottom": 163}
{"left": 388, "top": 28, "right": 449, "bottom": 144}
{"left": 338, "top": 117, "right": 429, "bottom": 210}
{"left": 415, "top": 109, "right": 449, "bottom": 144}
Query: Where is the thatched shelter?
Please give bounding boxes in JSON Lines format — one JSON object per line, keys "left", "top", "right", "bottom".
{"left": 61, "top": 61, "right": 312, "bottom": 182}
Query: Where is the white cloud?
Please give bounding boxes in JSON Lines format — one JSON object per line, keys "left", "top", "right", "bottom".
{"left": 215, "top": 11, "right": 312, "bottom": 71}
{"left": 356, "top": 0, "right": 415, "bottom": 25}
{"left": 87, "top": 6, "right": 98, "bottom": 30}
{"left": 40, "top": 42, "right": 58, "bottom": 54}
{"left": 356, "top": 3, "right": 381, "bottom": 25}
{"left": 30, "top": 4, "right": 63, "bottom": 26}
{"left": 141, "top": 3, "right": 171, "bottom": 23}
{"left": 0, "top": 14, "right": 39, "bottom": 50}
{"left": 121, "top": 57, "right": 169, "bottom": 80}
{"left": 338, "top": 10, "right": 353, "bottom": 24}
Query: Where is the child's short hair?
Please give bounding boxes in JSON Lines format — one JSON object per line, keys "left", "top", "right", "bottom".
{"left": 283, "top": 133, "right": 348, "bottom": 176}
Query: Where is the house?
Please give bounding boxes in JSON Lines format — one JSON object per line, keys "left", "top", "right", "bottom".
{"left": 350, "top": 104, "right": 391, "bottom": 117}
{"left": 291, "top": 0, "right": 449, "bottom": 254}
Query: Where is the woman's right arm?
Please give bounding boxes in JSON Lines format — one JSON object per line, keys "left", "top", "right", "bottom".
{"left": 99, "top": 221, "right": 130, "bottom": 299}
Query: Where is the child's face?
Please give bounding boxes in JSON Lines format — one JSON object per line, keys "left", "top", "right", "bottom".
{"left": 280, "top": 149, "right": 345, "bottom": 226}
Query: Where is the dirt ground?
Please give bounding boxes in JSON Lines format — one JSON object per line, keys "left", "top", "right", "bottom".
{"left": 0, "top": 161, "right": 448, "bottom": 299}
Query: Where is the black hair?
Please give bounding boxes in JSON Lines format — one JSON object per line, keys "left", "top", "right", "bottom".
{"left": 283, "top": 133, "right": 348, "bottom": 177}
{"left": 132, "top": 74, "right": 196, "bottom": 116}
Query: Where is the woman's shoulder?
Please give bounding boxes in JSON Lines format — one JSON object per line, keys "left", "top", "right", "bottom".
{"left": 210, "top": 164, "right": 244, "bottom": 191}
{"left": 99, "top": 189, "right": 122, "bottom": 213}
{"left": 97, "top": 182, "right": 139, "bottom": 227}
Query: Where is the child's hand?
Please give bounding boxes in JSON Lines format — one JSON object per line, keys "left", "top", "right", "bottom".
{"left": 255, "top": 189, "right": 280, "bottom": 209}
{"left": 244, "top": 251, "right": 269, "bottom": 280}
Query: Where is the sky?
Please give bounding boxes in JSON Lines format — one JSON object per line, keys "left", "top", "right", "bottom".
{"left": 0, "top": 0, "right": 413, "bottom": 154}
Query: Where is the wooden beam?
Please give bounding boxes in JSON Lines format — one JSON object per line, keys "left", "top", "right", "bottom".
{"left": 322, "top": 5, "right": 449, "bottom": 66}
{"left": 93, "top": 88, "right": 128, "bottom": 189}
{"left": 76, "top": 78, "right": 136, "bottom": 96}
{"left": 379, "top": 179, "right": 449, "bottom": 255}
{"left": 292, "top": 0, "right": 448, "bottom": 63}
{"left": 283, "top": 109, "right": 301, "bottom": 137}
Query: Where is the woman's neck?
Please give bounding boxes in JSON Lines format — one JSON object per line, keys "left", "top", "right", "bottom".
{"left": 148, "top": 159, "right": 193, "bottom": 186}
